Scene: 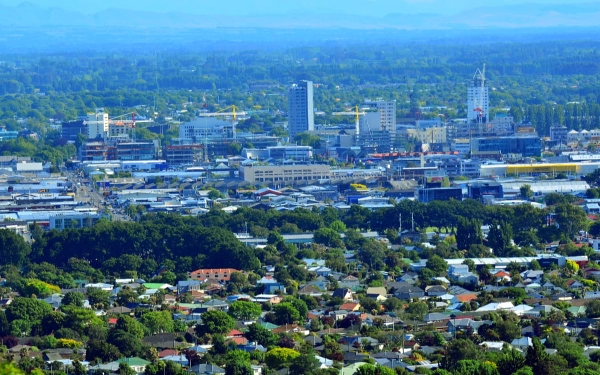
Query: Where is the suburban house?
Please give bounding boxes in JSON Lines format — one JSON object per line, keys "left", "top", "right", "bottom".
{"left": 188, "top": 268, "right": 240, "bottom": 282}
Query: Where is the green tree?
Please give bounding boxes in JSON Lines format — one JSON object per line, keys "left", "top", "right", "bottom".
{"left": 115, "top": 315, "right": 146, "bottom": 339}
{"left": 0, "top": 229, "right": 30, "bottom": 267}
{"left": 487, "top": 221, "right": 513, "bottom": 257}
{"left": 554, "top": 203, "right": 589, "bottom": 240}
{"left": 425, "top": 255, "right": 448, "bottom": 275}
{"left": 497, "top": 347, "right": 526, "bottom": 375}
{"left": 264, "top": 348, "right": 300, "bottom": 369}
{"left": 456, "top": 217, "right": 483, "bottom": 251}
{"left": 139, "top": 311, "right": 174, "bottom": 335}
{"left": 313, "top": 228, "right": 344, "bottom": 248}
{"left": 440, "top": 339, "right": 483, "bottom": 370}
{"left": 86, "top": 287, "right": 111, "bottom": 308}
{"left": 525, "top": 338, "right": 549, "bottom": 375}
{"left": 228, "top": 301, "right": 262, "bottom": 321}
{"left": 289, "top": 351, "right": 322, "bottom": 375}
{"left": 520, "top": 184, "right": 534, "bottom": 200}
{"left": 355, "top": 364, "right": 396, "bottom": 375}
{"left": 225, "top": 360, "right": 252, "bottom": 375}
{"left": 196, "top": 310, "right": 235, "bottom": 336}
{"left": 61, "top": 292, "right": 85, "bottom": 307}
{"left": 6, "top": 297, "right": 53, "bottom": 325}
{"left": 245, "top": 323, "right": 278, "bottom": 347}
{"left": 272, "top": 303, "right": 301, "bottom": 325}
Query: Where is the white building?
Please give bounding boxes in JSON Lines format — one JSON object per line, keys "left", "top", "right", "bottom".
{"left": 364, "top": 99, "right": 396, "bottom": 147}
{"left": 87, "top": 111, "right": 109, "bottom": 140}
{"left": 288, "top": 81, "right": 314, "bottom": 139}
{"left": 467, "top": 68, "right": 489, "bottom": 123}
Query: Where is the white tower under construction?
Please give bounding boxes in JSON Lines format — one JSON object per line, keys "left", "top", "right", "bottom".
{"left": 467, "top": 67, "right": 489, "bottom": 123}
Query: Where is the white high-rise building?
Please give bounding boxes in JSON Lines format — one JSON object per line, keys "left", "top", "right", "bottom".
{"left": 364, "top": 99, "right": 396, "bottom": 150}
{"left": 288, "top": 81, "right": 314, "bottom": 140}
{"left": 86, "top": 111, "right": 109, "bottom": 140}
{"left": 467, "top": 68, "right": 489, "bottom": 123}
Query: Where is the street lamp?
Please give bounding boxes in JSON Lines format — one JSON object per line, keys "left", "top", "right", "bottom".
{"left": 450, "top": 314, "right": 457, "bottom": 340}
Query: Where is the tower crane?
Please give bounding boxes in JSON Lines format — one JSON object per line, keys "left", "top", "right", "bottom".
{"left": 332, "top": 106, "right": 366, "bottom": 142}
{"left": 198, "top": 105, "right": 247, "bottom": 142}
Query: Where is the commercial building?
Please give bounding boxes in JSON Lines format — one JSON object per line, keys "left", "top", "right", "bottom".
{"left": 61, "top": 120, "right": 86, "bottom": 143}
{"left": 87, "top": 111, "right": 109, "bottom": 140}
{"left": 550, "top": 126, "right": 568, "bottom": 143}
{"left": 49, "top": 211, "right": 105, "bottom": 230}
{"left": 470, "top": 136, "right": 541, "bottom": 157}
{"left": 364, "top": 99, "right": 396, "bottom": 150}
{"left": 467, "top": 68, "right": 489, "bottom": 123}
{"left": 164, "top": 144, "right": 204, "bottom": 166}
{"left": 239, "top": 164, "right": 330, "bottom": 185}
{"left": 116, "top": 141, "right": 158, "bottom": 161}
{"left": 417, "top": 187, "right": 463, "bottom": 203}
{"left": 0, "top": 128, "right": 18, "bottom": 141}
{"left": 288, "top": 81, "right": 314, "bottom": 139}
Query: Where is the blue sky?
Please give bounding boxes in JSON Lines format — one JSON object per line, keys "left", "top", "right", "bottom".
{"left": 0, "top": 0, "right": 583, "bottom": 16}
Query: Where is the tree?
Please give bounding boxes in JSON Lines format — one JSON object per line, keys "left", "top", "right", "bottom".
{"left": 245, "top": 323, "right": 278, "bottom": 347}
{"left": 23, "top": 279, "right": 61, "bottom": 298}
{"left": 0, "top": 229, "right": 30, "bottom": 267}
{"left": 525, "top": 338, "right": 549, "bottom": 375}
{"left": 5, "top": 297, "right": 53, "bottom": 325}
{"left": 86, "top": 340, "right": 121, "bottom": 363}
{"left": 440, "top": 339, "right": 483, "bottom": 370}
{"left": 139, "top": 311, "right": 174, "bottom": 334}
{"left": 196, "top": 310, "right": 235, "bottom": 336}
{"left": 585, "top": 300, "right": 600, "bottom": 318}
{"left": 520, "top": 184, "right": 534, "bottom": 200}
{"left": 289, "top": 351, "right": 322, "bottom": 375}
{"left": 228, "top": 301, "right": 262, "bottom": 321}
{"left": 554, "top": 203, "right": 589, "bottom": 240}
{"left": 453, "top": 360, "right": 499, "bottom": 375}
{"left": 487, "top": 221, "right": 513, "bottom": 257}
{"left": 86, "top": 287, "right": 111, "bottom": 308}
{"left": 496, "top": 320, "right": 521, "bottom": 342}
{"left": 225, "top": 361, "right": 252, "bottom": 375}
{"left": 272, "top": 303, "right": 301, "bottom": 325}
{"left": 354, "top": 364, "right": 396, "bottom": 375}
{"left": 425, "top": 255, "right": 448, "bottom": 275}
{"left": 405, "top": 302, "right": 429, "bottom": 319}
{"left": 313, "top": 228, "right": 344, "bottom": 248}
{"left": 115, "top": 315, "right": 146, "bottom": 339}
{"left": 456, "top": 217, "right": 483, "bottom": 251}
{"left": 264, "top": 348, "right": 300, "bottom": 369}
{"left": 61, "top": 292, "right": 84, "bottom": 307}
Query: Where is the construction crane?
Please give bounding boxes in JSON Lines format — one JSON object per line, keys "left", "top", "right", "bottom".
{"left": 197, "top": 105, "right": 247, "bottom": 142}
{"left": 110, "top": 112, "right": 139, "bottom": 141}
{"left": 332, "top": 106, "right": 366, "bottom": 140}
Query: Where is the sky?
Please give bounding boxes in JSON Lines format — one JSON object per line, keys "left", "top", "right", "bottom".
{"left": 0, "top": 0, "right": 586, "bottom": 16}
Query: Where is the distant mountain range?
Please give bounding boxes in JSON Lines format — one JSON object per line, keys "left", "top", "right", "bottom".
{"left": 1, "top": 1, "right": 600, "bottom": 29}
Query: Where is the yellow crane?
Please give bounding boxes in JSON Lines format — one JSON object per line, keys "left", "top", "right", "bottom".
{"left": 332, "top": 106, "right": 366, "bottom": 138}
{"left": 198, "top": 105, "right": 247, "bottom": 120}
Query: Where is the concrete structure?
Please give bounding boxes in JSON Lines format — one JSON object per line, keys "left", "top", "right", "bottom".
{"left": 164, "top": 144, "right": 204, "bottom": 166}
{"left": 288, "top": 81, "right": 314, "bottom": 139}
{"left": 49, "top": 211, "right": 105, "bottom": 230}
{"left": 550, "top": 126, "right": 569, "bottom": 143}
{"left": 87, "top": 111, "right": 109, "bottom": 140}
{"left": 0, "top": 128, "right": 18, "bottom": 141}
{"left": 364, "top": 99, "right": 396, "bottom": 134}
{"left": 467, "top": 68, "right": 489, "bottom": 123}
{"left": 470, "top": 136, "right": 541, "bottom": 157}
{"left": 61, "top": 120, "right": 86, "bottom": 143}
{"left": 239, "top": 164, "right": 330, "bottom": 185}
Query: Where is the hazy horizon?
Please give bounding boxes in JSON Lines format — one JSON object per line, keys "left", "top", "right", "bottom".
{"left": 0, "top": 0, "right": 593, "bottom": 16}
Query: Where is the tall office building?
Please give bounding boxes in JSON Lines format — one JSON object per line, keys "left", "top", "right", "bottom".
{"left": 86, "top": 111, "right": 109, "bottom": 140}
{"left": 364, "top": 99, "right": 396, "bottom": 150}
{"left": 467, "top": 68, "right": 489, "bottom": 123}
{"left": 288, "top": 81, "right": 314, "bottom": 140}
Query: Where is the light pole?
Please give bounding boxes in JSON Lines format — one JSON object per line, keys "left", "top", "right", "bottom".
{"left": 450, "top": 314, "right": 457, "bottom": 341}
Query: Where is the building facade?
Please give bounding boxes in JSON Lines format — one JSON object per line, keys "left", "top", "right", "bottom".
{"left": 467, "top": 68, "right": 489, "bottom": 123}
{"left": 288, "top": 81, "right": 314, "bottom": 139}
{"left": 470, "top": 136, "right": 541, "bottom": 157}
{"left": 240, "top": 164, "right": 330, "bottom": 184}
{"left": 87, "top": 111, "right": 109, "bottom": 140}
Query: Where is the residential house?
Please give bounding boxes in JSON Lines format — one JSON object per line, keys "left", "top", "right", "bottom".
{"left": 189, "top": 268, "right": 240, "bottom": 283}
{"left": 447, "top": 318, "right": 492, "bottom": 336}
{"left": 177, "top": 280, "right": 201, "bottom": 294}
{"left": 425, "top": 285, "right": 447, "bottom": 297}
{"left": 309, "top": 266, "right": 332, "bottom": 277}
{"left": 263, "top": 283, "right": 286, "bottom": 294}
{"left": 339, "top": 302, "right": 361, "bottom": 312}
{"left": 190, "top": 364, "right": 225, "bottom": 375}
{"left": 366, "top": 287, "right": 388, "bottom": 301}
{"left": 394, "top": 285, "right": 425, "bottom": 300}
{"left": 117, "top": 357, "right": 151, "bottom": 374}
{"left": 448, "top": 265, "right": 479, "bottom": 285}
{"left": 511, "top": 337, "right": 533, "bottom": 351}
{"left": 332, "top": 288, "right": 354, "bottom": 301}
